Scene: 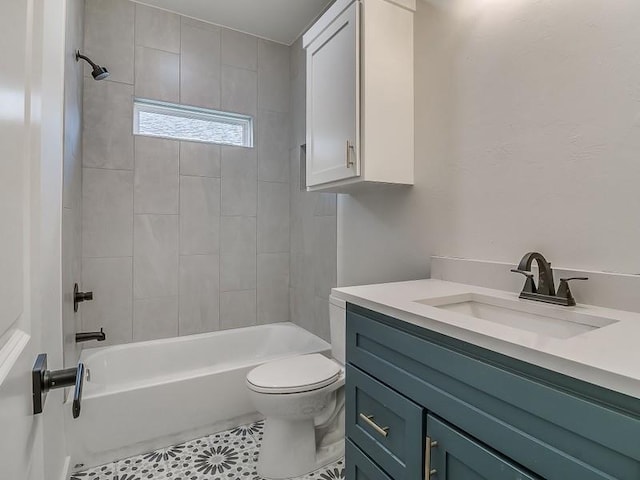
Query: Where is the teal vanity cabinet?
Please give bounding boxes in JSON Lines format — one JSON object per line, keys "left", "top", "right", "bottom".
{"left": 345, "top": 303, "right": 640, "bottom": 480}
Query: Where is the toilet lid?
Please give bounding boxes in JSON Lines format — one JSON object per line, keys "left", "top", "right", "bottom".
{"left": 247, "top": 354, "right": 341, "bottom": 394}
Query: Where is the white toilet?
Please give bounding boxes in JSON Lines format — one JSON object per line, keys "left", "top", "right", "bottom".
{"left": 246, "top": 296, "right": 346, "bottom": 479}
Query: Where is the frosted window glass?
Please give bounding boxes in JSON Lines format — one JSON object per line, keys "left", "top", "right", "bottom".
{"left": 134, "top": 99, "right": 253, "bottom": 147}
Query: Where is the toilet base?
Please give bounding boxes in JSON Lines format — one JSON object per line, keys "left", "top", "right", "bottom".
{"left": 257, "top": 417, "right": 345, "bottom": 479}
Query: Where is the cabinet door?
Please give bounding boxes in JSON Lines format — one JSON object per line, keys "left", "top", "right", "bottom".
{"left": 346, "top": 440, "right": 393, "bottom": 480}
{"left": 427, "top": 415, "right": 540, "bottom": 480}
{"left": 306, "top": 0, "right": 359, "bottom": 187}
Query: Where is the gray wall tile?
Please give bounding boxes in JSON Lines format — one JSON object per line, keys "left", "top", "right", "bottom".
{"left": 313, "top": 295, "right": 331, "bottom": 341}
{"left": 220, "top": 290, "right": 256, "bottom": 329}
{"left": 180, "top": 17, "right": 219, "bottom": 32}
{"left": 134, "top": 137, "right": 179, "bottom": 214}
{"left": 133, "top": 296, "right": 179, "bottom": 341}
{"left": 313, "top": 216, "right": 337, "bottom": 299}
{"left": 314, "top": 194, "right": 337, "bottom": 216}
{"left": 288, "top": 40, "right": 337, "bottom": 341}
{"left": 258, "top": 109, "right": 290, "bottom": 183}
{"left": 82, "top": 257, "right": 133, "bottom": 347}
{"left": 290, "top": 40, "right": 306, "bottom": 149}
{"left": 135, "top": 4, "right": 180, "bottom": 53}
{"left": 63, "top": 0, "right": 84, "bottom": 212}
{"left": 258, "top": 253, "right": 289, "bottom": 324}
{"left": 258, "top": 40, "right": 290, "bottom": 113}
{"left": 180, "top": 176, "right": 221, "bottom": 254}
{"left": 258, "top": 181, "right": 289, "bottom": 253}
{"left": 82, "top": 168, "right": 133, "bottom": 257}
{"left": 221, "top": 145, "right": 257, "bottom": 177}
{"left": 180, "top": 19, "right": 221, "bottom": 109}
{"left": 62, "top": 0, "right": 85, "bottom": 367}
{"left": 133, "top": 214, "right": 179, "bottom": 299}
{"left": 79, "top": 2, "right": 295, "bottom": 348}
{"left": 221, "top": 28, "right": 257, "bottom": 71}
{"left": 221, "top": 216, "right": 256, "bottom": 256}
{"left": 221, "top": 146, "right": 257, "bottom": 216}
{"left": 83, "top": 79, "right": 134, "bottom": 170}
{"left": 289, "top": 37, "right": 305, "bottom": 82}
{"left": 63, "top": 150, "right": 82, "bottom": 212}
{"left": 221, "top": 65, "right": 257, "bottom": 116}
{"left": 62, "top": 207, "right": 82, "bottom": 366}
{"left": 179, "top": 254, "right": 220, "bottom": 335}
{"left": 180, "top": 141, "right": 221, "bottom": 178}
{"left": 84, "top": 0, "right": 134, "bottom": 84}
{"left": 291, "top": 266, "right": 317, "bottom": 338}
{"left": 135, "top": 46, "right": 180, "bottom": 103}
{"left": 221, "top": 176, "right": 257, "bottom": 217}
{"left": 221, "top": 254, "right": 257, "bottom": 292}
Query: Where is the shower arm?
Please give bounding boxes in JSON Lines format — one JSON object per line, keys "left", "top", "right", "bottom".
{"left": 75, "top": 51, "right": 99, "bottom": 70}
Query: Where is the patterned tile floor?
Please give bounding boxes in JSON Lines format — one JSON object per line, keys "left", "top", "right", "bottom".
{"left": 70, "top": 420, "right": 344, "bottom": 480}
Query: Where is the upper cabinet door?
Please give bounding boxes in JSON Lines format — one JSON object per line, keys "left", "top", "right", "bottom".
{"left": 427, "top": 415, "right": 541, "bottom": 480}
{"left": 305, "top": 0, "right": 359, "bottom": 188}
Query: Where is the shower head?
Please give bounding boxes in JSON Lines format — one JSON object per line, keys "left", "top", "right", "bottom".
{"left": 75, "top": 51, "right": 110, "bottom": 81}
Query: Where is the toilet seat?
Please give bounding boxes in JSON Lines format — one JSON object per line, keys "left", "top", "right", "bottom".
{"left": 247, "top": 354, "right": 341, "bottom": 394}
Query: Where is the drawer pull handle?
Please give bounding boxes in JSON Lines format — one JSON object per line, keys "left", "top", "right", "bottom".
{"left": 425, "top": 436, "right": 438, "bottom": 479}
{"left": 359, "top": 413, "right": 389, "bottom": 437}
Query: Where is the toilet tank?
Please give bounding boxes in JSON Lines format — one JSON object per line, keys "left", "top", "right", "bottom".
{"left": 329, "top": 294, "right": 346, "bottom": 365}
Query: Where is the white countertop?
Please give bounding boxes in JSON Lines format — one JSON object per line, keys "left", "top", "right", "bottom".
{"left": 332, "top": 279, "right": 640, "bottom": 400}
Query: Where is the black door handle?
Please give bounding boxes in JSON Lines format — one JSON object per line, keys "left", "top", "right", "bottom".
{"left": 72, "top": 362, "right": 84, "bottom": 418}
{"left": 32, "top": 353, "right": 85, "bottom": 418}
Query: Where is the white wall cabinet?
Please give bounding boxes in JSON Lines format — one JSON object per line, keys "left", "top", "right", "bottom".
{"left": 303, "top": 0, "right": 415, "bottom": 192}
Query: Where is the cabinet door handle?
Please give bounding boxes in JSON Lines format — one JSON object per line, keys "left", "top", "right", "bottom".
{"left": 346, "top": 140, "right": 355, "bottom": 168}
{"left": 359, "top": 413, "right": 389, "bottom": 437}
{"left": 425, "top": 436, "right": 438, "bottom": 478}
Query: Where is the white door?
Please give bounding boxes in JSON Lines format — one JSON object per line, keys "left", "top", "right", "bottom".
{"left": 306, "top": 0, "right": 360, "bottom": 188}
{"left": 0, "top": 1, "right": 67, "bottom": 479}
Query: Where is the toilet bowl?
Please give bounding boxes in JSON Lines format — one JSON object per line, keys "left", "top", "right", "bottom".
{"left": 246, "top": 296, "right": 347, "bottom": 479}
{"left": 247, "top": 354, "right": 345, "bottom": 479}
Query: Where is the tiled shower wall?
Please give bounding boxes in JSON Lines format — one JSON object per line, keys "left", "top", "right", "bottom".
{"left": 289, "top": 39, "right": 337, "bottom": 342}
{"left": 80, "top": 0, "right": 291, "bottom": 346}
{"left": 62, "top": 0, "right": 85, "bottom": 365}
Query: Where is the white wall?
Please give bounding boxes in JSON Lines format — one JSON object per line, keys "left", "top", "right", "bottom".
{"left": 338, "top": 0, "right": 640, "bottom": 288}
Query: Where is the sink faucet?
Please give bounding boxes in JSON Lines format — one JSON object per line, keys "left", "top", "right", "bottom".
{"left": 511, "top": 252, "right": 588, "bottom": 306}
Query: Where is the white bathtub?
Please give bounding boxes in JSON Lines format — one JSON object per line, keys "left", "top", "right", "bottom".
{"left": 65, "top": 323, "right": 330, "bottom": 469}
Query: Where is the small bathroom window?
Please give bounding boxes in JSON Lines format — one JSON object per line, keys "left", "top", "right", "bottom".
{"left": 133, "top": 98, "right": 253, "bottom": 147}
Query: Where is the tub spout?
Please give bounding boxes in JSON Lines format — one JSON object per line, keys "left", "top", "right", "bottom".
{"left": 76, "top": 328, "right": 106, "bottom": 343}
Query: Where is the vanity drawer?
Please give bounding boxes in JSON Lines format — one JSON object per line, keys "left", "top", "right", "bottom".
{"left": 346, "top": 439, "right": 393, "bottom": 480}
{"left": 346, "top": 364, "right": 424, "bottom": 479}
{"left": 347, "top": 305, "right": 640, "bottom": 480}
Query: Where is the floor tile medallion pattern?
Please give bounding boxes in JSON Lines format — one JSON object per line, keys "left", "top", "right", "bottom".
{"left": 70, "top": 420, "right": 345, "bottom": 480}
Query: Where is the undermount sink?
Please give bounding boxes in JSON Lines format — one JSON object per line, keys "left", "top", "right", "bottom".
{"left": 415, "top": 293, "right": 618, "bottom": 339}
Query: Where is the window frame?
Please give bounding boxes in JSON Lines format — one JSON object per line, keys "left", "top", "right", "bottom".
{"left": 133, "top": 98, "right": 254, "bottom": 148}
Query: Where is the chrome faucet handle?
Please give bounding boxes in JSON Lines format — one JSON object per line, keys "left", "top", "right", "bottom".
{"left": 557, "top": 277, "right": 588, "bottom": 306}
{"left": 511, "top": 269, "right": 536, "bottom": 294}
